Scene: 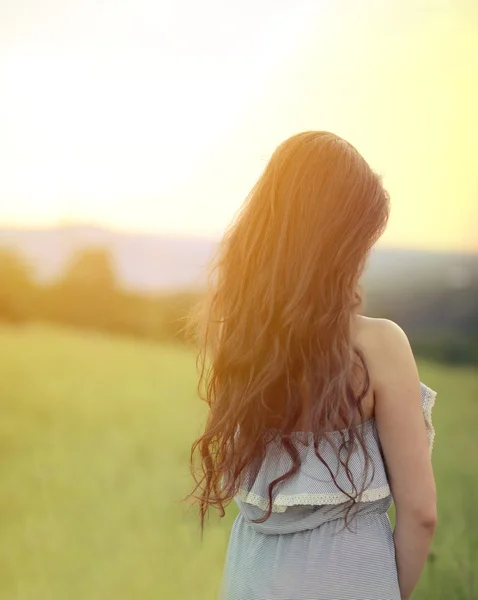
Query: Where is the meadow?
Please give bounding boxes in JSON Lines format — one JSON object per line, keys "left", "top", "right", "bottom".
{"left": 0, "top": 324, "right": 476, "bottom": 599}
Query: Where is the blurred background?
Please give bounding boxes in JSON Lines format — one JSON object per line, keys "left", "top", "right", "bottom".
{"left": 0, "top": 1, "right": 477, "bottom": 598}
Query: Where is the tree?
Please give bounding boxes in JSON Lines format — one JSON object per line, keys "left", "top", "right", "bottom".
{"left": 61, "top": 248, "right": 117, "bottom": 293}
{"left": 0, "top": 248, "right": 35, "bottom": 322}
{"left": 52, "top": 247, "right": 118, "bottom": 330}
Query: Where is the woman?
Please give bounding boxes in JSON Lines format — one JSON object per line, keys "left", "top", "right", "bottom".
{"left": 187, "top": 131, "right": 437, "bottom": 600}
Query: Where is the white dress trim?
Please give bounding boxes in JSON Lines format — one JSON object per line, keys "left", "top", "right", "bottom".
{"left": 236, "top": 485, "right": 392, "bottom": 513}
{"left": 422, "top": 384, "right": 437, "bottom": 455}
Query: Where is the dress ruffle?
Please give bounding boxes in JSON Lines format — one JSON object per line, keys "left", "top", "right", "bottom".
{"left": 233, "top": 382, "right": 436, "bottom": 513}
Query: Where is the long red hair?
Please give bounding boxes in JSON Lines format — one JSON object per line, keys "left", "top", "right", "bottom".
{"left": 185, "top": 131, "right": 390, "bottom": 536}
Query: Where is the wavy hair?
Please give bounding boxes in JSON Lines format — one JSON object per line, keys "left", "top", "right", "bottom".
{"left": 185, "top": 131, "right": 390, "bottom": 536}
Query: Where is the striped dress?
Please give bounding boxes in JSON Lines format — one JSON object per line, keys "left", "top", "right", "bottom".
{"left": 219, "top": 382, "right": 436, "bottom": 600}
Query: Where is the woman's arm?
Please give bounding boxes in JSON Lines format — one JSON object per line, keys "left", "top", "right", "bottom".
{"left": 370, "top": 320, "right": 437, "bottom": 600}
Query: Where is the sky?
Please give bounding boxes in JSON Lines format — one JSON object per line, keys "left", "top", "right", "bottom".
{"left": 0, "top": 0, "right": 477, "bottom": 251}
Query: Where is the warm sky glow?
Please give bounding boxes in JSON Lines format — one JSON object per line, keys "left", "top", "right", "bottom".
{"left": 1, "top": 0, "right": 477, "bottom": 251}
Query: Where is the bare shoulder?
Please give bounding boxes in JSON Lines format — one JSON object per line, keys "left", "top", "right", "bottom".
{"left": 353, "top": 315, "right": 411, "bottom": 349}
{"left": 352, "top": 316, "right": 416, "bottom": 390}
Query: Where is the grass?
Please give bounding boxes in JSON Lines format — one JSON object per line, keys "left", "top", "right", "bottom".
{"left": 0, "top": 323, "right": 476, "bottom": 599}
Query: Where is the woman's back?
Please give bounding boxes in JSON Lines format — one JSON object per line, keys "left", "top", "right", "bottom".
{"left": 219, "top": 317, "right": 436, "bottom": 599}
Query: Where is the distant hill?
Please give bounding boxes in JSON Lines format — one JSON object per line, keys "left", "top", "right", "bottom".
{"left": 0, "top": 224, "right": 476, "bottom": 294}
{"left": 0, "top": 225, "right": 217, "bottom": 292}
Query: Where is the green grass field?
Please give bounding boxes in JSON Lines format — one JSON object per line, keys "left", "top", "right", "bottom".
{"left": 0, "top": 324, "right": 477, "bottom": 599}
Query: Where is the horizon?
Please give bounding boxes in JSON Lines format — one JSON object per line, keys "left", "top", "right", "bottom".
{"left": 1, "top": 220, "right": 477, "bottom": 257}
{"left": 1, "top": 1, "right": 477, "bottom": 252}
